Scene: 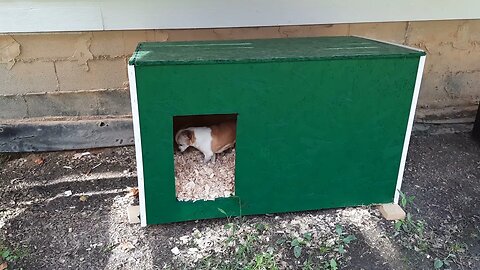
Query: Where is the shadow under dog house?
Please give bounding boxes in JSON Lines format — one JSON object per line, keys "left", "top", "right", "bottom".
{"left": 128, "top": 36, "right": 426, "bottom": 226}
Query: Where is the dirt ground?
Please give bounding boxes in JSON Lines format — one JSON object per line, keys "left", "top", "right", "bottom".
{"left": 0, "top": 124, "right": 479, "bottom": 270}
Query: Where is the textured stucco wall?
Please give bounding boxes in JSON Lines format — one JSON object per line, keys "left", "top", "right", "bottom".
{"left": 0, "top": 20, "right": 479, "bottom": 121}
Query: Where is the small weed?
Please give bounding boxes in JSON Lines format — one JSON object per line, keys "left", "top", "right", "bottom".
{"left": 393, "top": 192, "right": 428, "bottom": 252}
{"left": 324, "top": 258, "right": 338, "bottom": 270}
{"left": 197, "top": 255, "right": 226, "bottom": 270}
{"left": 275, "top": 237, "right": 287, "bottom": 246}
{"left": 391, "top": 192, "right": 466, "bottom": 269}
{"left": 0, "top": 242, "right": 27, "bottom": 269}
{"left": 255, "top": 223, "right": 269, "bottom": 233}
{"left": 218, "top": 208, "right": 231, "bottom": 223}
{"left": 103, "top": 243, "right": 118, "bottom": 253}
{"left": 303, "top": 232, "right": 313, "bottom": 241}
{"left": 319, "top": 245, "right": 331, "bottom": 254}
{"left": 395, "top": 191, "right": 424, "bottom": 238}
{"left": 245, "top": 253, "right": 278, "bottom": 270}
{"left": 194, "top": 217, "right": 281, "bottom": 269}
{"left": 225, "top": 222, "right": 239, "bottom": 245}
{"left": 180, "top": 219, "right": 357, "bottom": 270}
{"left": 433, "top": 254, "right": 456, "bottom": 269}
{"left": 334, "top": 224, "right": 356, "bottom": 256}
{"left": 290, "top": 232, "right": 313, "bottom": 258}
{"left": 398, "top": 190, "right": 415, "bottom": 209}
{"left": 449, "top": 243, "right": 466, "bottom": 254}
{"left": 394, "top": 213, "right": 426, "bottom": 241}
{"left": 301, "top": 256, "right": 314, "bottom": 270}
{"left": 432, "top": 247, "right": 464, "bottom": 269}
{"left": 236, "top": 234, "right": 257, "bottom": 260}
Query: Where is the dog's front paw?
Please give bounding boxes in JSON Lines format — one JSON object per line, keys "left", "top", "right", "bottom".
{"left": 203, "top": 154, "right": 214, "bottom": 163}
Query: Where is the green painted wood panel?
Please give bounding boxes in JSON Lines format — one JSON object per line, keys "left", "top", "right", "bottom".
{"left": 133, "top": 49, "right": 421, "bottom": 224}
{"left": 129, "top": 36, "right": 424, "bottom": 66}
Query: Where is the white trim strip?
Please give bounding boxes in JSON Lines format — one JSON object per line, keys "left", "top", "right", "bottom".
{"left": 128, "top": 64, "right": 147, "bottom": 227}
{"left": 394, "top": 55, "right": 426, "bottom": 204}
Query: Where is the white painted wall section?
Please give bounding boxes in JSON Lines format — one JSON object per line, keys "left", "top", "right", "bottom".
{"left": 0, "top": 0, "right": 479, "bottom": 33}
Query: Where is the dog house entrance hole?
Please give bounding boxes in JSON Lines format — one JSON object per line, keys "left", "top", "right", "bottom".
{"left": 173, "top": 114, "right": 237, "bottom": 201}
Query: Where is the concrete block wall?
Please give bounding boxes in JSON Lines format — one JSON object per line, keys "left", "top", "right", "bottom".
{"left": 1, "top": 20, "right": 479, "bottom": 121}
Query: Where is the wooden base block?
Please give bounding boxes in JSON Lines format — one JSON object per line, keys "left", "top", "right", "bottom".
{"left": 378, "top": 203, "right": 406, "bottom": 221}
{"left": 127, "top": 205, "right": 140, "bottom": 224}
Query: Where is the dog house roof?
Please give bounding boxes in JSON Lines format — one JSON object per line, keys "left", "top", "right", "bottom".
{"left": 129, "top": 36, "right": 425, "bottom": 66}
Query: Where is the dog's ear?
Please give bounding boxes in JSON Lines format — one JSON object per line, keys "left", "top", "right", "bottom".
{"left": 175, "top": 129, "right": 184, "bottom": 143}
{"left": 183, "top": 130, "right": 195, "bottom": 144}
{"left": 184, "top": 130, "right": 192, "bottom": 140}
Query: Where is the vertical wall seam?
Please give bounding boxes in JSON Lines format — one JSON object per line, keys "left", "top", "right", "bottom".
{"left": 277, "top": 26, "right": 287, "bottom": 38}
{"left": 21, "top": 94, "right": 30, "bottom": 118}
{"left": 404, "top": 21, "right": 411, "bottom": 45}
{"left": 53, "top": 61, "right": 60, "bottom": 91}
{"left": 100, "top": 8, "right": 105, "bottom": 31}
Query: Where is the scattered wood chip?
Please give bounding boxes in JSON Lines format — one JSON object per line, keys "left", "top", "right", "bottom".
{"left": 175, "top": 148, "right": 235, "bottom": 201}
{"left": 118, "top": 241, "right": 135, "bottom": 252}
{"left": 10, "top": 178, "right": 20, "bottom": 184}
{"left": 73, "top": 152, "right": 91, "bottom": 159}
{"left": 171, "top": 247, "right": 180, "bottom": 255}
{"left": 85, "top": 163, "right": 102, "bottom": 175}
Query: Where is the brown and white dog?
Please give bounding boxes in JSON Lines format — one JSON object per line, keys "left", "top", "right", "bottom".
{"left": 175, "top": 121, "right": 236, "bottom": 162}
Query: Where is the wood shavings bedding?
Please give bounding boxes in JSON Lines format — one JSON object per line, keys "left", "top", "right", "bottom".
{"left": 175, "top": 148, "right": 235, "bottom": 201}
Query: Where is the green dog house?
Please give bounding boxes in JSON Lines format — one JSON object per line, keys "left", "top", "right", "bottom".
{"left": 128, "top": 36, "right": 426, "bottom": 226}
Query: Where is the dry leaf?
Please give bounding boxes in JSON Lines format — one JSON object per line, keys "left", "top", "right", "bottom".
{"left": 79, "top": 195, "right": 88, "bottom": 202}
{"left": 34, "top": 158, "right": 44, "bottom": 165}
{"left": 0, "top": 262, "right": 7, "bottom": 270}
{"left": 126, "top": 187, "right": 139, "bottom": 197}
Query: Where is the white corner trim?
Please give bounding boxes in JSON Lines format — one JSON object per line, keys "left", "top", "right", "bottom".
{"left": 394, "top": 55, "right": 426, "bottom": 204}
{"left": 128, "top": 64, "right": 147, "bottom": 227}
{"left": 354, "top": 36, "right": 425, "bottom": 52}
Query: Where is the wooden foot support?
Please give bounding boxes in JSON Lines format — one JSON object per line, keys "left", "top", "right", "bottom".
{"left": 127, "top": 205, "right": 140, "bottom": 224}
{"left": 378, "top": 203, "right": 406, "bottom": 221}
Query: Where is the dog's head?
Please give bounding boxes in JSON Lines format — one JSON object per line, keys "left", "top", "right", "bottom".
{"left": 175, "top": 129, "right": 195, "bottom": 152}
